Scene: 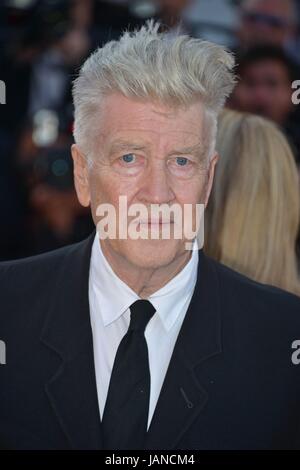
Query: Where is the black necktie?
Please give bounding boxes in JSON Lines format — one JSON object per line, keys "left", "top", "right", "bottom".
{"left": 101, "top": 299, "right": 156, "bottom": 450}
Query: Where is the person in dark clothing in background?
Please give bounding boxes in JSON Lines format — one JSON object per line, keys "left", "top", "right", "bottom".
{"left": 229, "top": 45, "right": 300, "bottom": 166}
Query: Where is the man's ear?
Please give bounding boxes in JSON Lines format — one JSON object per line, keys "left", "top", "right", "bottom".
{"left": 204, "top": 152, "right": 219, "bottom": 208}
{"left": 71, "top": 144, "right": 91, "bottom": 207}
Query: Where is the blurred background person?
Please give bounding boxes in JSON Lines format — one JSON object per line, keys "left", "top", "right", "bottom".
{"left": 15, "top": 109, "right": 94, "bottom": 255}
{"left": 229, "top": 45, "right": 300, "bottom": 166}
{"left": 237, "top": 0, "right": 299, "bottom": 62}
{"left": 205, "top": 109, "right": 300, "bottom": 296}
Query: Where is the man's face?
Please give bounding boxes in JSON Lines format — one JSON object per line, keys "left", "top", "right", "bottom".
{"left": 72, "top": 93, "right": 217, "bottom": 270}
{"left": 232, "top": 60, "right": 293, "bottom": 124}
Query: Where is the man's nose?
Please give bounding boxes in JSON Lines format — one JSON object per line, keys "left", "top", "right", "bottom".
{"left": 252, "top": 85, "right": 270, "bottom": 103}
{"left": 138, "top": 164, "right": 175, "bottom": 205}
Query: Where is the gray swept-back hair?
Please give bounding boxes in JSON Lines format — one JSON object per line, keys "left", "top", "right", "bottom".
{"left": 72, "top": 21, "right": 236, "bottom": 160}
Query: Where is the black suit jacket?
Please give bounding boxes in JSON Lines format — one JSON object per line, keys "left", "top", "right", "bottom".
{"left": 1, "top": 231, "right": 300, "bottom": 450}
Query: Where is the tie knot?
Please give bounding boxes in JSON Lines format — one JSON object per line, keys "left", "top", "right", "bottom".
{"left": 129, "top": 300, "right": 156, "bottom": 332}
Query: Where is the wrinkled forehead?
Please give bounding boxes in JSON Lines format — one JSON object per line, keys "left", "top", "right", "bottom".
{"left": 97, "top": 93, "right": 205, "bottom": 146}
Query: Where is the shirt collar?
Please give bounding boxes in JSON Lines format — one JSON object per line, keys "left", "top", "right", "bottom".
{"left": 89, "top": 233, "right": 199, "bottom": 332}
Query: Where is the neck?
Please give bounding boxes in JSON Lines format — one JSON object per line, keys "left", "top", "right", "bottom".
{"left": 100, "top": 241, "right": 192, "bottom": 298}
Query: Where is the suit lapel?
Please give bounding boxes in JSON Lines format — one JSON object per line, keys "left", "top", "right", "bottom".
{"left": 145, "top": 251, "right": 222, "bottom": 450}
{"left": 40, "top": 230, "right": 103, "bottom": 449}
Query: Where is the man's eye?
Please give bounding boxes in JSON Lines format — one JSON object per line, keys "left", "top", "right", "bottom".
{"left": 176, "top": 157, "right": 189, "bottom": 166}
{"left": 121, "top": 153, "right": 136, "bottom": 163}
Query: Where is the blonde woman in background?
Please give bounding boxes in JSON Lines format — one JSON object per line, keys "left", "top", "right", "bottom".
{"left": 205, "top": 109, "right": 300, "bottom": 296}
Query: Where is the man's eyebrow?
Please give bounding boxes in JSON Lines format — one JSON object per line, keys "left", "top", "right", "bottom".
{"left": 108, "top": 140, "right": 148, "bottom": 153}
{"left": 168, "top": 142, "right": 203, "bottom": 155}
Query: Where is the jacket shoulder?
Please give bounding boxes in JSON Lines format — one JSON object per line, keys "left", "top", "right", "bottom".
{"left": 206, "top": 255, "right": 300, "bottom": 322}
{"left": 0, "top": 238, "right": 92, "bottom": 331}
{"left": 0, "top": 239, "right": 87, "bottom": 285}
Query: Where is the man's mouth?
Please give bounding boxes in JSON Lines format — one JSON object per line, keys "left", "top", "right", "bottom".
{"left": 138, "top": 219, "right": 174, "bottom": 226}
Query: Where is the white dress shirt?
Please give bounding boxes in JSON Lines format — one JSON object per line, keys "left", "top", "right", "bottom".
{"left": 88, "top": 232, "right": 199, "bottom": 430}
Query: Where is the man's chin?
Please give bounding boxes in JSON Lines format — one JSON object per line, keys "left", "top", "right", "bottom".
{"left": 118, "top": 238, "right": 187, "bottom": 270}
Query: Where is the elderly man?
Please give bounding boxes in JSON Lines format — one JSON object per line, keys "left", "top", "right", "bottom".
{"left": 1, "top": 22, "right": 300, "bottom": 451}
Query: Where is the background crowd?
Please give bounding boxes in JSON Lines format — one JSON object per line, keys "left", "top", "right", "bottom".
{"left": 0, "top": 0, "right": 299, "bottom": 293}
